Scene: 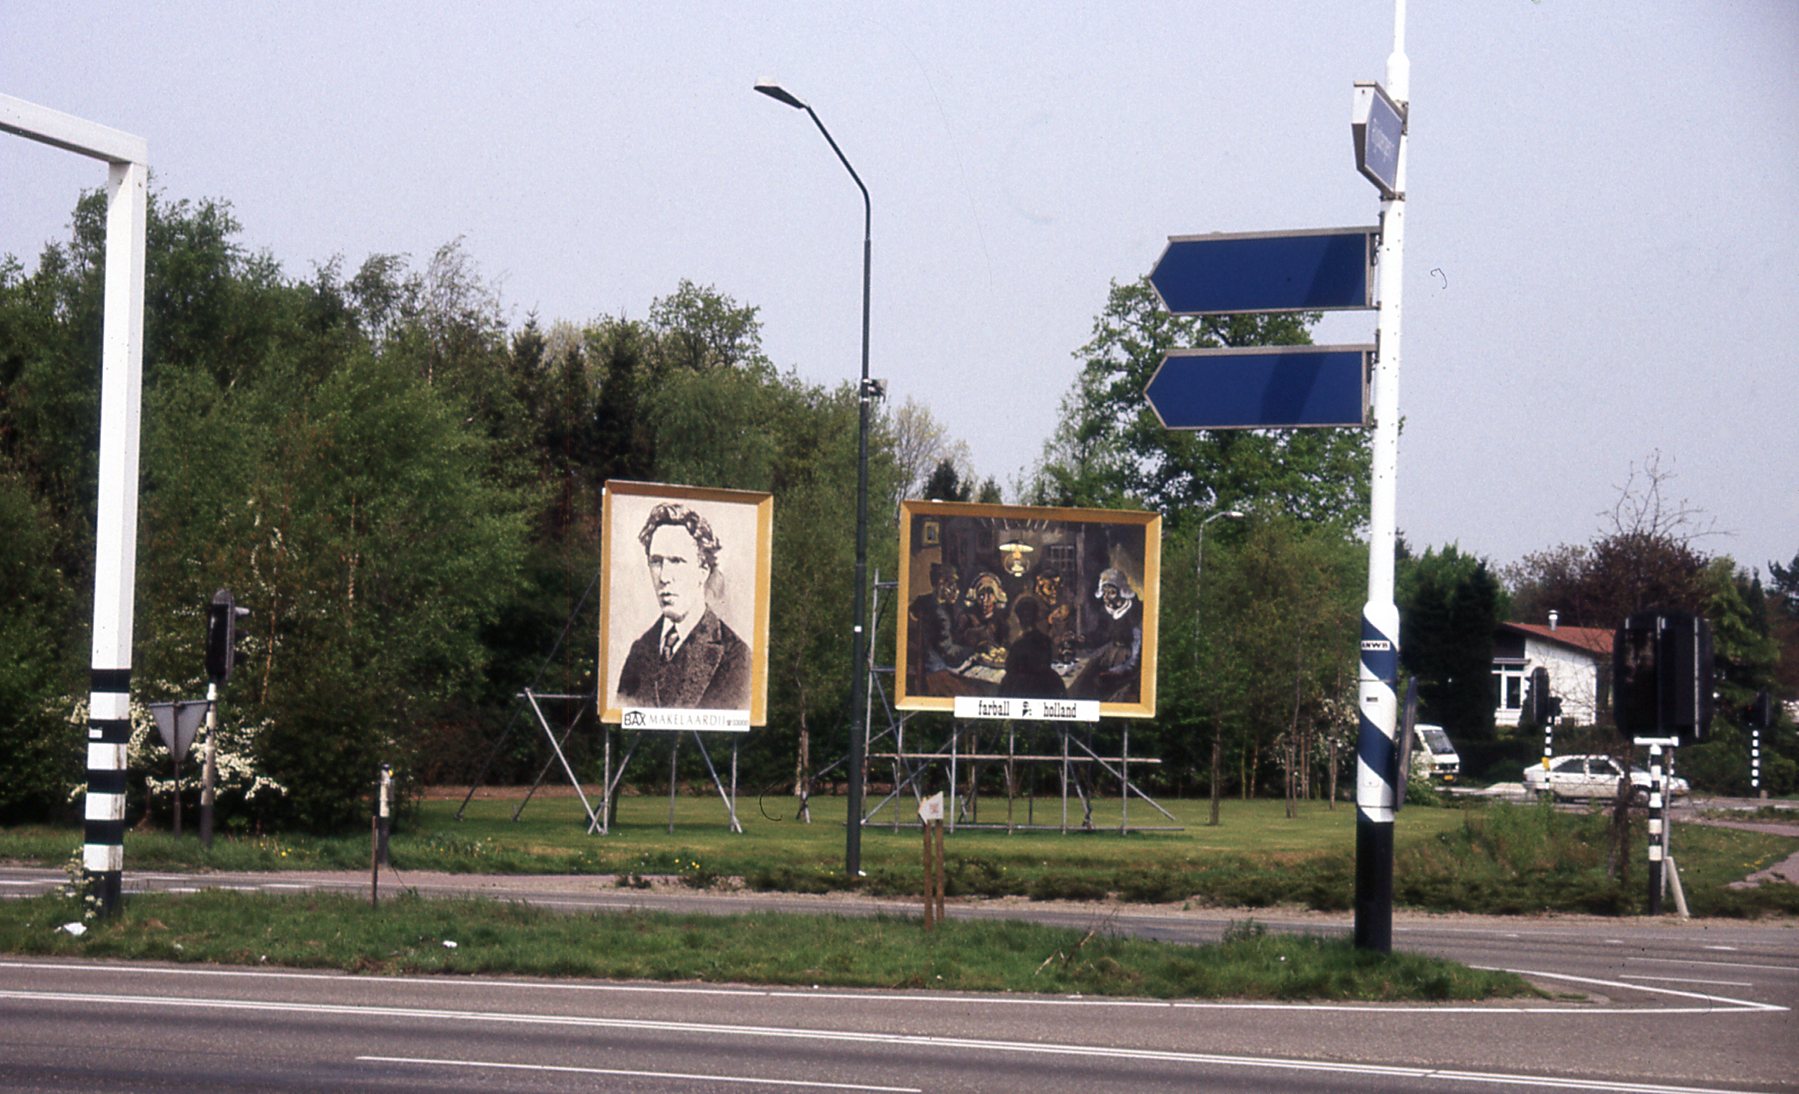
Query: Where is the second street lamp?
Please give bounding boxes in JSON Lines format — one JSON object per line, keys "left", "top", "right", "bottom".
{"left": 755, "top": 81, "right": 875, "bottom": 876}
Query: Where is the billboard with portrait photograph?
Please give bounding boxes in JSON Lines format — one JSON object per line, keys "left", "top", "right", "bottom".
{"left": 599, "top": 481, "right": 773, "bottom": 728}
{"left": 895, "top": 499, "right": 1161, "bottom": 718}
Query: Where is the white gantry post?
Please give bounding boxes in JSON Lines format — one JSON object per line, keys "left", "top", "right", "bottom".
{"left": 1, "top": 95, "right": 148, "bottom": 916}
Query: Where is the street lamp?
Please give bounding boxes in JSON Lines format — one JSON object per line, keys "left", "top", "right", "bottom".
{"left": 1195, "top": 508, "right": 1245, "bottom": 591}
{"left": 755, "top": 82, "right": 876, "bottom": 877}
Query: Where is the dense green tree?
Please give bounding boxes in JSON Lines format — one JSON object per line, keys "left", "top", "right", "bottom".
{"left": 921, "top": 458, "right": 972, "bottom": 502}
{"left": 3, "top": 191, "right": 534, "bottom": 829}
{"left": 1505, "top": 453, "right": 1711, "bottom": 629}
{"left": 1697, "top": 557, "right": 1779, "bottom": 713}
{"left": 1397, "top": 545, "right": 1503, "bottom": 742}
{"left": 0, "top": 471, "right": 79, "bottom": 821}
{"left": 1228, "top": 519, "right": 1362, "bottom": 814}
{"left": 1026, "top": 278, "right": 1370, "bottom": 535}
{"left": 1766, "top": 552, "right": 1799, "bottom": 700}
{"left": 0, "top": 184, "right": 1001, "bottom": 828}
{"left": 1161, "top": 516, "right": 1361, "bottom": 816}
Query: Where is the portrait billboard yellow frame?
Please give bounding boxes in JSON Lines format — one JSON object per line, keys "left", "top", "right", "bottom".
{"left": 599, "top": 480, "right": 774, "bottom": 726}
{"left": 895, "top": 499, "right": 1161, "bottom": 718}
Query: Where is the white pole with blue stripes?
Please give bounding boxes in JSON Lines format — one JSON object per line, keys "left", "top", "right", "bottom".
{"left": 1355, "top": 0, "right": 1408, "bottom": 953}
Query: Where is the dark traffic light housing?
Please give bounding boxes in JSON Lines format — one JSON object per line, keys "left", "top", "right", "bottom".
{"left": 205, "top": 588, "right": 251, "bottom": 685}
{"left": 1528, "top": 666, "right": 1553, "bottom": 724}
{"left": 1747, "top": 690, "right": 1773, "bottom": 729}
{"left": 1612, "top": 609, "right": 1713, "bottom": 742}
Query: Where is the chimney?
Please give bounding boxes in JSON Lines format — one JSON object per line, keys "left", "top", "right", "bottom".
{"left": 1548, "top": 610, "right": 1559, "bottom": 631}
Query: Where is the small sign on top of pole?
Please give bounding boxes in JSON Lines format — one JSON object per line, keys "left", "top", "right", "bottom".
{"left": 919, "top": 792, "right": 946, "bottom": 929}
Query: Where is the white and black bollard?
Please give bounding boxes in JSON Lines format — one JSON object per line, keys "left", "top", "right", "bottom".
{"left": 1752, "top": 726, "right": 1761, "bottom": 799}
{"left": 83, "top": 667, "right": 134, "bottom": 916}
{"left": 1647, "top": 744, "right": 1666, "bottom": 916}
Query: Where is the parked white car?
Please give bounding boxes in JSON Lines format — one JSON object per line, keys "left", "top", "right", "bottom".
{"left": 1522, "top": 754, "right": 1689, "bottom": 803}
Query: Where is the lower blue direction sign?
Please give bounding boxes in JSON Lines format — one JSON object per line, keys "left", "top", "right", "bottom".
{"left": 1144, "top": 346, "right": 1372, "bottom": 430}
{"left": 1150, "top": 228, "right": 1376, "bottom": 315}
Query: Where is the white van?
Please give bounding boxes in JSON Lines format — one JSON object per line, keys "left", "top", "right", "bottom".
{"left": 1409, "top": 723, "right": 1461, "bottom": 783}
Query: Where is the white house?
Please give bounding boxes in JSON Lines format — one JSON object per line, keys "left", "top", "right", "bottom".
{"left": 1491, "top": 612, "right": 1613, "bottom": 728}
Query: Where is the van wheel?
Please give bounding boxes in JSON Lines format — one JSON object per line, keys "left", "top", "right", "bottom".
{"left": 1631, "top": 786, "right": 1650, "bottom": 806}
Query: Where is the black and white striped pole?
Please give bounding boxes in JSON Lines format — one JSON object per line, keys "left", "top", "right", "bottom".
{"left": 1529, "top": 666, "right": 1555, "bottom": 768}
{"left": 1646, "top": 743, "right": 1667, "bottom": 915}
{"left": 2, "top": 97, "right": 153, "bottom": 919}
{"left": 1749, "top": 691, "right": 1771, "bottom": 800}
{"left": 1354, "top": 0, "right": 1409, "bottom": 954}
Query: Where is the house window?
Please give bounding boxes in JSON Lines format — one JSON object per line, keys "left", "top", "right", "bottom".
{"left": 1492, "top": 662, "right": 1528, "bottom": 711}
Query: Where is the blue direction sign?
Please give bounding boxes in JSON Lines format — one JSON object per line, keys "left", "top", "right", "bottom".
{"left": 1149, "top": 228, "right": 1376, "bottom": 316}
{"left": 1144, "top": 345, "right": 1371, "bottom": 430}
{"left": 1352, "top": 81, "right": 1405, "bottom": 198}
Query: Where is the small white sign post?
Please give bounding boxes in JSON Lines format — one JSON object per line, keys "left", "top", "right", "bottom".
{"left": 919, "top": 792, "right": 946, "bottom": 928}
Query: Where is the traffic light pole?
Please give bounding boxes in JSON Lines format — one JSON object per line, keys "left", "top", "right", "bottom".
{"left": 200, "top": 680, "right": 218, "bottom": 850}
{"left": 1354, "top": 0, "right": 1409, "bottom": 954}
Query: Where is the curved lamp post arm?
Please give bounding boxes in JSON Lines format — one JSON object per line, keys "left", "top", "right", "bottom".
{"left": 756, "top": 81, "right": 875, "bottom": 876}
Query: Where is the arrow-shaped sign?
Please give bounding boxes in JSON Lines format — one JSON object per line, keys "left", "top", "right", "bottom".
{"left": 1144, "top": 345, "right": 1372, "bottom": 430}
{"left": 1149, "top": 228, "right": 1376, "bottom": 316}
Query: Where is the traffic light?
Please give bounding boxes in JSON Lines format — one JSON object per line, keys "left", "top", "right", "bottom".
{"left": 204, "top": 588, "right": 251, "bottom": 684}
{"left": 1747, "top": 690, "right": 1773, "bottom": 729}
{"left": 1528, "top": 666, "right": 1553, "bottom": 724}
{"left": 1612, "top": 609, "right": 1713, "bottom": 742}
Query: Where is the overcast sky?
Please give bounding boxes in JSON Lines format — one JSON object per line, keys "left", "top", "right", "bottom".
{"left": 5, "top": 1, "right": 1794, "bottom": 580}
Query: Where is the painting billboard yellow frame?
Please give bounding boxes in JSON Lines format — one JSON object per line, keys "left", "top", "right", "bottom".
{"left": 599, "top": 480, "right": 774, "bottom": 727}
{"left": 895, "top": 499, "right": 1161, "bottom": 718}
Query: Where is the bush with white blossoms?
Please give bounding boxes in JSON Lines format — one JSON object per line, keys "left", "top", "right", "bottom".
{"left": 65, "top": 692, "right": 287, "bottom": 821}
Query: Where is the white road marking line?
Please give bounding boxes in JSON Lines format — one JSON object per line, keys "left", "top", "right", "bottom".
{"left": 261, "top": 884, "right": 309, "bottom": 889}
{"left": 1702, "top": 945, "right": 1739, "bottom": 952}
{"left": 359, "top": 1055, "right": 921, "bottom": 1091}
{"left": 0, "top": 880, "right": 57, "bottom": 887}
{"left": 1627, "top": 956, "right": 1798, "bottom": 974}
{"left": 1621, "top": 976, "right": 1753, "bottom": 988}
{"left": 0, "top": 989, "right": 1763, "bottom": 1094}
{"left": 1471, "top": 968, "right": 1784, "bottom": 1014}
{"left": 0, "top": 960, "right": 1785, "bottom": 1015}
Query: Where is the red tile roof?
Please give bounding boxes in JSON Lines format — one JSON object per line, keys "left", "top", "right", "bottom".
{"left": 1501, "top": 622, "right": 1613, "bottom": 658}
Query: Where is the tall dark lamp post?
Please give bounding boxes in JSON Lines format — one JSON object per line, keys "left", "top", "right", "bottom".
{"left": 755, "top": 82, "right": 876, "bottom": 876}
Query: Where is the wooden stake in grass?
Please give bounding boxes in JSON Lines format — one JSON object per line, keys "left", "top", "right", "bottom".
{"left": 920, "top": 792, "right": 946, "bottom": 929}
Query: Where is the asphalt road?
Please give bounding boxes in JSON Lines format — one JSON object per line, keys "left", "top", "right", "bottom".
{"left": 2, "top": 866, "right": 1794, "bottom": 1091}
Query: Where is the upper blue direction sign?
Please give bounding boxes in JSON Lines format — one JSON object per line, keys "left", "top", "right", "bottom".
{"left": 1352, "top": 81, "right": 1405, "bottom": 199}
{"left": 1149, "top": 228, "right": 1376, "bottom": 316}
{"left": 1144, "top": 345, "right": 1372, "bottom": 430}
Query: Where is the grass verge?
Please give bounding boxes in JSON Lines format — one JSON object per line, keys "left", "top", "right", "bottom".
{"left": 3, "top": 797, "right": 1793, "bottom": 917}
{"left": 0, "top": 889, "right": 1531, "bottom": 1002}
